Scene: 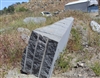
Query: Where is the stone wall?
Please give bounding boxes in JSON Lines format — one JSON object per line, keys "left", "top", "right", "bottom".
{"left": 21, "top": 17, "right": 74, "bottom": 78}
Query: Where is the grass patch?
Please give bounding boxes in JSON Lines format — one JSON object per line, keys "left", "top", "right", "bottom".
{"left": 0, "top": 32, "right": 26, "bottom": 66}
{"left": 67, "top": 28, "right": 82, "bottom": 51}
{"left": 91, "top": 62, "right": 100, "bottom": 76}
{"left": 56, "top": 50, "right": 72, "bottom": 73}
{"left": 88, "top": 32, "right": 100, "bottom": 47}
{"left": 95, "top": 18, "right": 100, "bottom": 24}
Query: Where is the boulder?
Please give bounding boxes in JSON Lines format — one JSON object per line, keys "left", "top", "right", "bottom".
{"left": 23, "top": 17, "right": 46, "bottom": 24}
{"left": 21, "top": 33, "right": 30, "bottom": 44}
{"left": 90, "top": 21, "right": 100, "bottom": 33}
{"left": 17, "top": 27, "right": 31, "bottom": 44}
{"left": 17, "top": 27, "right": 31, "bottom": 35}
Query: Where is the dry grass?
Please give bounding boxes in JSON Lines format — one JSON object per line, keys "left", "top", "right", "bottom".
{"left": 0, "top": 31, "right": 26, "bottom": 67}
{"left": 0, "top": 10, "right": 93, "bottom": 66}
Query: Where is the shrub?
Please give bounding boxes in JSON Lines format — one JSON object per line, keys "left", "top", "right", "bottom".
{"left": 16, "top": 7, "right": 28, "bottom": 12}
{"left": 0, "top": 10, "right": 3, "bottom": 15}
{"left": 7, "top": 5, "right": 14, "bottom": 13}
{"left": 16, "top": 2, "right": 20, "bottom": 5}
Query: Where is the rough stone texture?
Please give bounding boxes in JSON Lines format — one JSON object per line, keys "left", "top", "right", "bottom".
{"left": 40, "top": 40, "right": 58, "bottom": 78}
{"left": 21, "top": 17, "right": 74, "bottom": 78}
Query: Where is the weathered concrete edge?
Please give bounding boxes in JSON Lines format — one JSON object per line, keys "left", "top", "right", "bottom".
{"left": 48, "top": 17, "right": 74, "bottom": 78}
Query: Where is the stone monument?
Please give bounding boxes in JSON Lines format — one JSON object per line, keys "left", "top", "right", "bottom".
{"left": 21, "top": 17, "right": 74, "bottom": 78}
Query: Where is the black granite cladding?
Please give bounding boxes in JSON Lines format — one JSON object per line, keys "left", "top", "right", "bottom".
{"left": 21, "top": 31, "right": 58, "bottom": 78}
{"left": 21, "top": 31, "right": 38, "bottom": 74}
{"left": 40, "top": 40, "right": 58, "bottom": 78}
{"left": 30, "top": 31, "right": 38, "bottom": 41}
{"left": 25, "top": 59, "right": 32, "bottom": 73}
{"left": 32, "top": 38, "right": 47, "bottom": 76}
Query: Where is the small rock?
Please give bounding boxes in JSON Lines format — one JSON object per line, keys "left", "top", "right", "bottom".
{"left": 83, "top": 47, "right": 96, "bottom": 53}
{"left": 21, "top": 33, "right": 30, "bottom": 44}
{"left": 78, "top": 74, "right": 82, "bottom": 77}
{"left": 77, "top": 62, "right": 85, "bottom": 67}
{"left": 90, "top": 20, "right": 100, "bottom": 33}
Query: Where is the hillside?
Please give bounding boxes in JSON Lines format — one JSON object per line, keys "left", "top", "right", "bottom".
{"left": 0, "top": 0, "right": 100, "bottom": 78}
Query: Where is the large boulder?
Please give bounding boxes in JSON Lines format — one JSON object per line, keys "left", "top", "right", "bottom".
{"left": 23, "top": 17, "right": 46, "bottom": 24}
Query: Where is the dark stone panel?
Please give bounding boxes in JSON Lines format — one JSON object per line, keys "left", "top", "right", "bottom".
{"left": 30, "top": 31, "right": 38, "bottom": 41}
{"left": 39, "top": 35, "right": 47, "bottom": 43}
{"left": 28, "top": 40, "right": 36, "bottom": 51}
{"left": 25, "top": 59, "right": 32, "bottom": 73}
{"left": 32, "top": 59, "right": 41, "bottom": 76}
{"left": 43, "top": 55, "right": 52, "bottom": 68}
{"left": 42, "top": 67, "right": 50, "bottom": 74}
{"left": 32, "top": 36, "right": 47, "bottom": 76}
{"left": 46, "top": 40, "right": 58, "bottom": 55}
{"left": 35, "top": 42, "right": 45, "bottom": 61}
{"left": 40, "top": 70, "right": 48, "bottom": 78}
{"left": 27, "top": 50, "right": 34, "bottom": 60}
{"left": 40, "top": 39, "right": 58, "bottom": 78}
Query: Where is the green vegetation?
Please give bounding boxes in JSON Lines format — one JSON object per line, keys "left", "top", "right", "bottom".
{"left": 91, "top": 62, "right": 100, "bottom": 76}
{"left": 0, "top": 2, "right": 28, "bottom": 15}
{"left": 56, "top": 50, "right": 72, "bottom": 73}
{"left": 67, "top": 28, "right": 82, "bottom": 51}
{"left": 1, "top": 5, "right": 15, "bottom": 14}
{"left": 15, "top": 6, "right": 28, "bottom": 12}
